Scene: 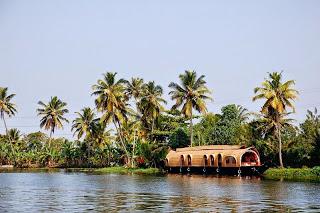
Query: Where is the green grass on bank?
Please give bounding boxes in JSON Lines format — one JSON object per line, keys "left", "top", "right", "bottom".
{"left": 0, "top": 166, "right": 163, "bottom": 175}
{"left": 93, "top": 167, "right": 163, "bottom": 175}
{"left": 264, "top": 167, "right": 320, "bottom": 182}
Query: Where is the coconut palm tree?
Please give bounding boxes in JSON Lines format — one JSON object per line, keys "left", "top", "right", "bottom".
{"left": 91, "top": 72, "right": 130, "bottom": 164}
{"left": 138, "top": 81, "right": 167, "bottom": 138}
{"left": 0, "top": 87, "right": 17, "bottom": 133}
{"left": 253, "top": 72, "right": 298, "bottom": 167}
{"left": 7, "top": 128, "right": 21, "bottom": 143}
{"left": 72, "top": 107, "right": 97, "bottom": 159}
{"left": 235, "top": 105, "right": 250, "bottom": 123}
{"left": 0, "top": 87, "right": 17, "bottom": 154}
{"left": 169, "top": 70, "right": 212, "bottom": 146}
{"left": 72, "top": 107, "right": 96, "bottom": 140}
{"left": 36, "top": 96, "right": 69, "bottom": 147}
{"left": 125, "top": 77, "right": 144, "bottom": 101}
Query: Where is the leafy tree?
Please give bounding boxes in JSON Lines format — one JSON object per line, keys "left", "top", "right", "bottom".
{"left": 169, "top": 70, "right": 212, "bottom": 146}
{"left": 193, "top": 113, "right": 219, "bottom": 146}
{"left": 210, "top": 104, "right": 243, "bottom": 145}
{"left": 253, "top": 72, "right": 298, "bottom": 167}
{"left": 24, "top": 131, "right": 47, "bottom": 152}
{"left": 37, "top": 96, "right": 69, "bottom": 147}
{"left": 296, "top": 108, "right": 320, "bottom": 167}
{"left": 168, "top": 128, "right": 189, "bottom": 149}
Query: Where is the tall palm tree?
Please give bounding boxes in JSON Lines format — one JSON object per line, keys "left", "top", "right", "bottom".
{"left": 125, "top": 77, "right": 144, "bottom": 101}
{"left": 37, "top": 96, "right": 69, "bottom": 147}
{"left": 0, "top": 87, "right": 17, "bottom": 154}
{"left": 72, "top": 107, "right": 96, "bottom": 140}
{"left": 72, "top": 107, "right": 112, "bottom": 160}
{"left": 253, "top": 72, "right": 298, "bottom": 167}
{"left": 91, "top": 72, "right": 130, "bottom": 164}
{"left": 0, "top": 87, "right": 17, "bottom": 134}
{"left": 138, "top": 81, "right": 167, "bottom": 138}
{"left": 169, "top": 70, "right": 212, "bottom": 146}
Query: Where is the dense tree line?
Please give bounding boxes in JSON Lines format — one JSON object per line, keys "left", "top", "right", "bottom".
{"left": 0, "top": 71, "right": 319, "bottom": 168}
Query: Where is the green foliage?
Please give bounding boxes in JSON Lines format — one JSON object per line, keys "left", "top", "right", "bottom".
{"left": 1, "top": 73, "right": 319, "bottom": 171}
{"left": 264, "top": 168, "right": 320, "bottom": 182}
{"left": 311, "top": 166, "right": 320, "bottom": 176}
{"left": 210, "top": 105, "right": 244, "bottom": 145}
{"left": 152, "top": 110, "right": 188, "bottom": 143}
{"left": 95, "top": 167, "right": 162, "bottom": 175}
{"left": 168, "top": 128, "right": 189, "bottom": 149}
{"left": 136, "top": 141, "right": 168, "bottom": 168}
{"left": 193, "top": 113, "right": 218, "bottom": 146}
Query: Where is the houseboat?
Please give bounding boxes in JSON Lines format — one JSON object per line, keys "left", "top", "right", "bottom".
{"left": 165, "top": 145, "right": 269, "bottom": 176}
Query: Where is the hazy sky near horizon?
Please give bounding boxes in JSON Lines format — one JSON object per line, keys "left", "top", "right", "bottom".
{"left": 0, "top": 0, "right": 320, "bottom": 138}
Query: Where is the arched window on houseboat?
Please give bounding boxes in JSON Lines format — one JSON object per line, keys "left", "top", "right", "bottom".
{"left": 209, "top": 155, "right": 214, "bottom": 167}
{"left": 241, "top": 152, "right": 259, "bottom": 166}
{"left": 225, "top": 156, "right": 236, "bottom": 166}
{"left": 187, "top": 155, "right": 192, "bottom": 167}
{"left": 203, "top": 155, "right": 208, "bottom": 167}
{"left": 180, "top": 155, "right": 184, "bottom": 167}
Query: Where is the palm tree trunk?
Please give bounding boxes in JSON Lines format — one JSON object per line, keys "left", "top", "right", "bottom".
{"left": 151, "top": 119, "right": 155, "bottom": 141}
{"left": 190, "top": 111, "right": 193, "bottom": 147}
{"left": 278, "top": 126, "right": 284, "bottom": 168}
{"left": 2, "top": 117, "right": 15, "bottom": 162}
{"left": 113, "top": 118, "right": 130, "bottom": 166}
{"left": 49, "top": 129, "right": 53, "bottom": 149}
{"left": 87, "top": 140, "right": 91, "bottom": 167}
{"left": 132, "top": 129, "right": 136, "bottom": 168}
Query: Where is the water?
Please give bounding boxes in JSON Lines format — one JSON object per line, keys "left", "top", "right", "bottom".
{"left": 0, "top": 170, "right": 319, "bottom": 212}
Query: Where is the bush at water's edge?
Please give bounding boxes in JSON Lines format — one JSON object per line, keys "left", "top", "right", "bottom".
{"left": 93, "top": 167, "right": 163, "bottom": 175}
{"left": 264, "top": 167, "right": 320, "bottom": 182}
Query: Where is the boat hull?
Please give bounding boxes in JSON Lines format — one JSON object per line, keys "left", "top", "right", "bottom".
{"left": 166, "top": 165, "right": 269, "bottom": 176}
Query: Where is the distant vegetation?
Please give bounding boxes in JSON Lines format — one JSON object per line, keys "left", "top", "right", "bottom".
{"left": 0, "top": 71, "right": 319, "bottom": 169}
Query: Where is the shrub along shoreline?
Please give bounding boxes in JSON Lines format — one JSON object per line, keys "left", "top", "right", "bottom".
{"left": 263, "top": 167, "right": 320, "bottom": 182}
{"left": 0, "top": 166, "right": 163, "bottom": 175}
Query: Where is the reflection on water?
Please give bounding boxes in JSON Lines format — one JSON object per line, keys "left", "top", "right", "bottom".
{"left": 0, "top": 171, "right": 319, "bottom": 212}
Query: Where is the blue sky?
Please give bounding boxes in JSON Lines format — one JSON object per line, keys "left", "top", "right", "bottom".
{"left": 0, "top": 0, "right": 320, "bottom": 138}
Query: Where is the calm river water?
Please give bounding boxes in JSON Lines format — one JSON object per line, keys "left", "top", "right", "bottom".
{"left": 0, "top": 170, "right": 320, "bottom": 212}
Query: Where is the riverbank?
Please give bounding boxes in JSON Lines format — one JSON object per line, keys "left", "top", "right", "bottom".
{"left": 93, "top": 167, "right": 163, "bottom": 175}
{"left": 0, "top": 166, "right": 163, "bottom": 175}
{"left": 263, "top": 167, "right": 320, "bottom": 182}
{"left": 3, "top": 166, "right": 320, "bottom": 182}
